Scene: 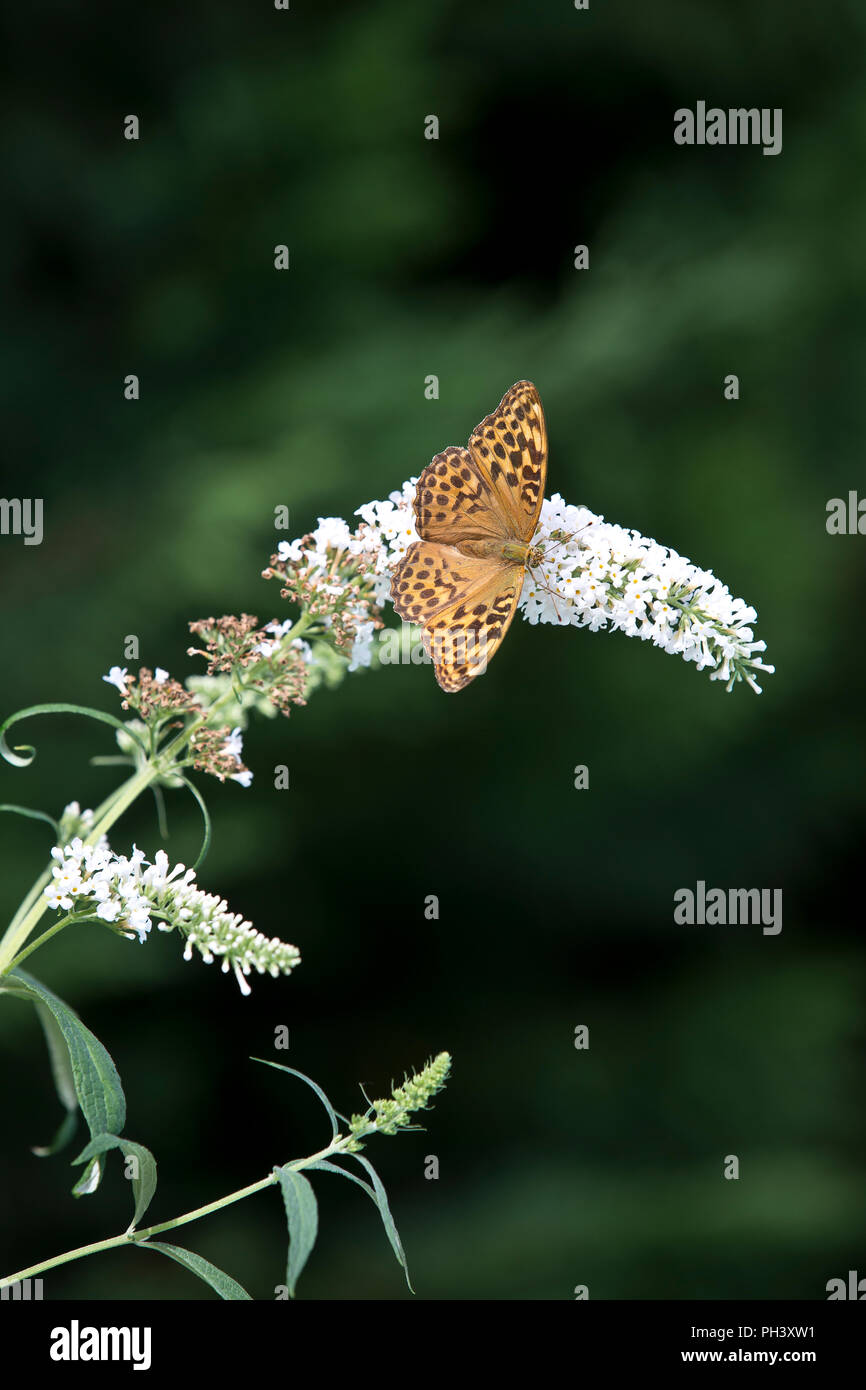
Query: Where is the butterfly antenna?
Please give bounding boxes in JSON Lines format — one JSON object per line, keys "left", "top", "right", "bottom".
{"left": 543, "top": 518, "right": 595, "bottom": 560}
{"left": 527, "top": 518, "right": 597, "bottom": 620}
{"left": 527, "top": 567, "right": 563, "bottom": 621}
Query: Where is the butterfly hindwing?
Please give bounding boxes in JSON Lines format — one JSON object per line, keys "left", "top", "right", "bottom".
{"left": 392, "top": 540, "right": 503, "bottom": 626}
{"left": 423, "top": 568, "right": 524, "bottom": 692}
{"left": 391, "top": 540, "right": 523, "bottom": 691}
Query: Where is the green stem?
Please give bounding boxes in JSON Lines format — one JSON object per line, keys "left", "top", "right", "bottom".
{"left": 154, "top": 613, "right": 315, "bottom": 769}
{"left": 0, "top": 614, "right": 315, "bottom": 979}
{"left": 5, "top": 914, "right": 76, "bottom": 971}
{"left": 3, "top": 770, "right": 156, "bottom": 945}
{"left": 3, "top": 866, "right": 54, "bottom": 941}
{"left": 0, "top": 1125, "right": 370, "bottom": 1288}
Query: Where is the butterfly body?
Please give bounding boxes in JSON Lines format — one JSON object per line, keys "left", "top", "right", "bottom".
{"left": 458, "top": 536, "right": 529, "bottom": 564}
{"left": 391, "top": 381, "right": 548, "bottom": 692}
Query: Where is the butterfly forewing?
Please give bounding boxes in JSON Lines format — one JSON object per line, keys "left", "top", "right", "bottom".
{"left": 467, "top": 380, "right": 547, "bottom": 542}
{"left": 413, "top": 446, "right": 509, "bottom": 546}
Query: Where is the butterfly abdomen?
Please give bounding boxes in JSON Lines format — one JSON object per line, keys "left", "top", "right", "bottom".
{"left": 459, "top": 537, "right": 528, "bottom": 564}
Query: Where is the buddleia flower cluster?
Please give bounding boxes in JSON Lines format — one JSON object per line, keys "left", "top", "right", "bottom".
{"left": 187, "top": 614, "right": 312, "bottom": 717}
{"left": 523, "top": 494, "right": 774, "bottom": 692}
{"left": 97, "top": 474, "right": 771, "bottom": 820}
{"left": 100, "top": 519, "right": 390, "bottom": 770}
{"left": 44, "top": 828, "right": 300, "bottom": 995}
{"left": 349, "top": 480, "right": 773, "bottom": 693}
{"left": 103, "top": 663, "right": 254, "bottom": 785}
{"left": 263, "top": 516, "right": 386, "bottom": 673}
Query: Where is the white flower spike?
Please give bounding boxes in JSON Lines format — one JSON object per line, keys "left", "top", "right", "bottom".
{"left": 43, "top": 836, "right": 299, "bottom": 992}
{"left": 350, "top": 481, "right": 773, "bottom": 694}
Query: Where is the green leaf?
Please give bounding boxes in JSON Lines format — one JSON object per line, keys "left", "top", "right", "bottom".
{"left": 0, "top": 702, "right": 146, "bottom": 769}
{"left": 72, "top": 1155, "right": 104, "bottom": 1196}
{"left": 140, "top": 1242, "right": 252, "bottom": 1300}
{"left": 306, "top": 1157, "right": 377, "bottom": 1201}
{"left": 4, "top": 970, "right": 126, "bottom": 1190}
{"left": 29, "top": 999, "right": 78, "bottom": 1155}
{"left": 32, "top": 1110, "right": 78, "bottom": 1159}
{"left": 74, "top": 1134, "right": 157, "bottom": 1228}
{"left": 348, "top": 1153, "right": 413, "bottom": 1292}
{"left": 277, "top": 1167, "right": 319, "bottom": 1298}
{"left": 177, "top": 775, "right": 212, "bottom": 870}
{"left": 0, "top": 804, "right": 59, "bottom": 835}
{"left": 151, "top": 784, "right": 169, "bottom": 841}
{"left": 252, "top": 1059, "right": 339, "bottom": 1140}
{"left": 34, "top": 1000, "right": 78, "bottom": 1113}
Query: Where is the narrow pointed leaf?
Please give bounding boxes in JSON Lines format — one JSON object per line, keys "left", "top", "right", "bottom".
{"left": 34, "top": 1000, "right": 78, "bottom": 1113}
{"left": 252, "top": 1059, "right": 339, "bottom": 1140}
{"left": 348, "top": 1153, "right": 413, "bottom": 1292}
{"left": 0, "top": 804, "right": 58, "bottom": 835}
{"left": 72, "top": 1155, "right": 103, "bottom": 1196}
{"left": 32, "top": 1110, "right": 78, "bottom": 1158}
{"left": 75, "top": 1134, "right": 157, "bottom": 1228}
{"left": 28, "top": 1000, "right": 78, "bottom": 1154}
{"left": 141, "top": 1242, "right": 252, "bottom": 1299}
{"left": 306, "top": 1158, "right": 377, "bottom": 1202}
{"left": 4, "top": 970, "right": 126, "bottom": 1190}
{"left": 277, "top": 1166, "right": 319, "bottom": 1297}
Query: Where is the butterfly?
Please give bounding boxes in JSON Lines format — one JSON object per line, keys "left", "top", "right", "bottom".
{"left": 391, "top": 380, "right": 547, "bottom": 691}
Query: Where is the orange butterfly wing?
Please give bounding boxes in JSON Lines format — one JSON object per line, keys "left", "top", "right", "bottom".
{"left": 391, "top": 381, "right": 548, "bottom": 691}
{"left": 391, "top": 541, "right": 523, "bottom": 692}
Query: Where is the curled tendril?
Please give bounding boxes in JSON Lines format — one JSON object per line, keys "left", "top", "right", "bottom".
{"left": 176, "top": 775, "right": 212, "bottom": 871}
{"left": 0, "top": 804, "right": 59, "bottom": 835}
{"left": 0, "top": 704, "right": 147, "bottom": 769}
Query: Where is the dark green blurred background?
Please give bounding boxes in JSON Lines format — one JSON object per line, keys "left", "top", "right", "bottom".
{"left": 1, "top": 0, "right": 865, "bottom": 1299}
